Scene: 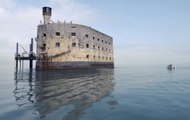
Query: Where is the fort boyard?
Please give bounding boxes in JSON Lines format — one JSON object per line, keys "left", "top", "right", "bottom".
{"left": 36, "top": 7, "right": 114, "bottom": 69}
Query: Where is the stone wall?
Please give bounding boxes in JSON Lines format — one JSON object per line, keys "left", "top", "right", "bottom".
{"left": 36, "top": 22, "right": 114, "bottom": 69}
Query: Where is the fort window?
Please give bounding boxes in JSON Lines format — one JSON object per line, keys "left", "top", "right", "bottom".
{"left": 86, "top": 44, "right": 89, "bottom": 48}
{"left": 98, "top": 46, "right": 100, "bottom": 50}
{"left": 110, "top": 57, "right": 112, "bottom": 60}
{"left": 72, "top": 43, "right": 76, "bottom": 47}
{"left": 93, "top": 36, "right": 95, "bottom": 40}
{"left": 102, "top": 56, "right": 104, "bottom": 60}
{"left": 56, "top": 42, "right": 60, "bottom": 47}
{"left": 97, "top": 38, "right": 100, "bottom": 41}
{"left": 109, "top": 42, "right": 111, "bottom": 45}
{"left": 102, "top": 40, "right": 104, "bottom": 43}
{"left": 93, "top": 55, "right": 96, "bottom": 59}
{"left": 109, "top": 49, "right": 111, "bottom": 52}
{"left": 71, "top": 32, "right": 76, "bottom": 36}
{"left": 43, "top": 33, "right": 46, "bottom": 37}
{"left": 106, "top": 57, "right": 108, "bottom": 60}
{"left": 93, "top": 45, "right": 95, "bottom": 49}
{"left": 56, "top": 32, "right": 60, "bottom": 36}
{"left": 41, "top": 44, "right": 46, "bottom": 51}
{"left": 105, "top": 41, "right": 107, "bottom": 44}
{"left": 102, "top": 47, "right": 104, "bottom": 51}
{"left": 85, "top": 34, "right": 89, "bottom": 38}
{"left": 86, "top": 55, "right": 89, "bottom": 58}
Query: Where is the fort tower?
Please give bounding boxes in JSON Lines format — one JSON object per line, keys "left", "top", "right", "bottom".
{"left": 42, "top": 7, "right": 52, "bottom": 24}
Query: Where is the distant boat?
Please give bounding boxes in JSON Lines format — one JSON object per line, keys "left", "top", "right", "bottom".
{"left": 167, "top": 64, "right": 175, "bottom": 70}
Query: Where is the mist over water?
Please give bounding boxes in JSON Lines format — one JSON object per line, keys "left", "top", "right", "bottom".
{"left": 0, "top": 65, "right": 190, "bottom": 120}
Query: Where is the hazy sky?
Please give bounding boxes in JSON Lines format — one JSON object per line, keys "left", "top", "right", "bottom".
{"left": 0, "top": 0, "right": 190, "bottom": 66}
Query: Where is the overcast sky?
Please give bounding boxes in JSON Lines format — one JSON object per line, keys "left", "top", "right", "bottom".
{"left": 0, "top": 0, "right": 190, "bottom": 67}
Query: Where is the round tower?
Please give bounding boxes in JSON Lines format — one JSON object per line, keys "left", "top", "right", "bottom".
{"left": 42, "top": 7, "right": 52, "bottom": 24}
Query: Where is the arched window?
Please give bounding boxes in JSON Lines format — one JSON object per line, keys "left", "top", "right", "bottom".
{"left": 56, "top": 42, "right": 60, "bottom": 47}
{"left": 56, "top": 32, "right": 60, "bottom": 36}
{"left": 72, "top": 43, "right": 76, "bottom": 47}
{"left": 86, "top": 44, "right": 89, "bottom": 48}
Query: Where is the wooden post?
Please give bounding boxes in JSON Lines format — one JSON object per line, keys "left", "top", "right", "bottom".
{"left": 19, "top": 59, "right": 21, "bottom": 73}
{"left": 15, "top": 43, "right": 19, "bottom": 70}
{"left": 29, "top": 38, "right": 33, "bottom": 69}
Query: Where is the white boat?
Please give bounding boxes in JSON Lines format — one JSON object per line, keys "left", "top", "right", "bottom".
{"left": 167, "top": 64, "right": 175, "bottom": 69}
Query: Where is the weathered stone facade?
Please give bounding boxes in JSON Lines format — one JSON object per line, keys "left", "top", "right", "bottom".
{"left": 36, "top": 7, "right": 114, "bottom": 69}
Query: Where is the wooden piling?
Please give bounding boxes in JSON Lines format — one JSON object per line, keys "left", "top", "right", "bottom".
{"left": 29, "top": 38, "right": 34, "bottom": 69}
{"left": 15, "top": 43, "right": 19, "bottom": 70}
{"left": 15, "top": 38, "right": 36, "bottom": 70}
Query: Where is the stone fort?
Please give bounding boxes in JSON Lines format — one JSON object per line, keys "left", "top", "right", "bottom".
{"left": 36, "top": 7, "right": 114, "bottom": 69}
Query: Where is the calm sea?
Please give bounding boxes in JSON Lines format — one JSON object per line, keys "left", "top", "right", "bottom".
{"left": 0, "top": 65, "right": 190, "bottom": 120}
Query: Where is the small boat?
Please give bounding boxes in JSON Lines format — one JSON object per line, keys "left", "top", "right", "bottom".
{"left": 167, "top": 64, "right": 175, "bottom": 69}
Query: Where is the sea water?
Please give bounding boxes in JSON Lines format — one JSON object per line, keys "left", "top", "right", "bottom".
{"left": 0, "top": 65, "right": 190, "bottom": 120}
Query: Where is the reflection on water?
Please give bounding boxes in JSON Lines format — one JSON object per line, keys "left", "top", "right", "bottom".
{"left": 14, "top": 68, "right": 115, "bottom": 119}
{"left": 13, "top": 69, "right": 35, "bottom": 107}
